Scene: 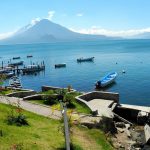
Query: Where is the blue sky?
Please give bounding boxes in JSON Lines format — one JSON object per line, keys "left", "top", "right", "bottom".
{"left": 0, "top": 0, "right": 150, "bottom": 38}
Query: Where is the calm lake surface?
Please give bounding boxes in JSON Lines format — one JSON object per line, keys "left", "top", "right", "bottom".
{"left": 0, "top": 39, "right": 150, "bottom": 106}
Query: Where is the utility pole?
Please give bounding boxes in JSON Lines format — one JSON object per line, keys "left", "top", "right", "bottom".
{"left": 60, "top": 101, "right": 70, "bottom": 150}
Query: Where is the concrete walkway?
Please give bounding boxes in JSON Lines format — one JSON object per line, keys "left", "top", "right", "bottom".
{"left": 87, "top": 99, "right": 114, "bottom": 118}
{"left": 0, "top": 96, "right": 62, "bottom": 120}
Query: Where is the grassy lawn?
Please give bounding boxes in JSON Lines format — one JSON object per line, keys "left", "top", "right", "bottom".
{"left": 0, "top": 103, "right": 113, "bottom": 150}
{"left": 0, "top": 89, "right": 25, "bottom": 95}
{"left": 30, "top": 99, "right": 91, "bottom": 114}
{"left": 0, "top": 90, "right": 12, "bottom": 95}
{"left": 30, "top": 91, "right": 92, "bottom": 114}
{"left": 0, "top": 103, "right": 65, "bottom": 150}
{"left": 72, "top": 127, "right": 114, "bottom": 150}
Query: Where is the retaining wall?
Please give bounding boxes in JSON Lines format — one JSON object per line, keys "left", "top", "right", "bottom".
{"left": 6, "top": 90, "right": 36, "bottom": 98}
{"left": 23, "top": 94, "right": 58, "bottom": 100}
{"left": 77, "top": 91, "right": 119, "bottom": 103}
{"left": 41, "top": 85, "right": 76, "bottom": 93}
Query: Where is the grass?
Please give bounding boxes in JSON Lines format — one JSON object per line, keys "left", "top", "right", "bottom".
{"left": 72, "top": 126, "right": 114, "bottom": 150}
{"left": 0, "top": 103, "right": 113, "bottom": 150}
{"left": 0, "top": 89, "right": 25, "bottom": 95}
{"left": 0, "top": 90, "right": 12, "bottom": 95}
{"left": 0, "top": 103, "right": 64, "bottom": 150}
{"left": 30, "top": 91, "right": 91, "bottom": 114}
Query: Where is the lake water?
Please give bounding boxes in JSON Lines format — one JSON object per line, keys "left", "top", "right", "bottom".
{"left": 0, "top": 39, "right": 150, "bottom": 106}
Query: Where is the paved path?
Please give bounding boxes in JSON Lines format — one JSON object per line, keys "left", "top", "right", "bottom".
{"left": 0, "top": 96, "right": 62, "bottom": 120}
{"left": 88, "top": 99, "right": 114, "bottom": 118}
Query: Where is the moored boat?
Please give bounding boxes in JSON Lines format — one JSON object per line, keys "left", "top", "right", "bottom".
{"left": 9, "top": 76, "right": 22, "bottom": 88}
{"left": 55, "top": 63, "right": 66, "bottom": 68}
{"left": 77, "top": 57, "right": 94, "bottom": 62}
{"left": 27, "top": 55, "right": 33, "bottom": 58}
{"left": 13, "top": 57, "right": 21, "bottom": 60}
{"left": 95, "top": 72, "right": 118, "bottom": 88}
{"left": 0, "top": 69, "right": 14, "bottom": 78}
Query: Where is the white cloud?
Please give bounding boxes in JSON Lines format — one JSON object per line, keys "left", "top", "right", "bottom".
{"left": 0, "top": 30, "right": 17, "bottom": 40}
{"left": 47, "top": 11, "right": 55, "bottom": 20}
{"left": 30, "top": 18, "right": 41, "bottom": 25}
{"left": 69, "top": 26, "right": 150, "bottom": 37}
{"left": 76, "top": 13, "right": 83, "bottom": 17}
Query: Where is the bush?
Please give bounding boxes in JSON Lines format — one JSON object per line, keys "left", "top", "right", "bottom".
{"left": 64, "top": 94, "right": 75, "bottom": 108}
{"left": 7, "top": 114, "right": 28, "bottom": 126}
{"left": 6, "top": 100, "right": 29, "bottom": 126}
{"left": 42, "top": 94, "right": 59, "bottom": 105}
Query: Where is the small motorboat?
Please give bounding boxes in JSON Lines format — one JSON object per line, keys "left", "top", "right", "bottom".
{"left": 27, "top": 55, "right": 33, "bottom": 58}
{"left": 95, "top": 72, "right": 118, "bottom": 88}
{"left": 77, "top": 57, "right": 94, "bottom": 62}
{"left": 55, "top": 63, "right": 66, "bottom": 68}
{"left": 9, "top": 76, "right": 22, "bottom": 88}
{"left": 5, "top": 72, "right": 14, "bottom": 78}
{"left": 13, "top": 57, "right": 21, "bottom": 60}
{"left": 122, "top": 70, "right": 126, "bottom": 73}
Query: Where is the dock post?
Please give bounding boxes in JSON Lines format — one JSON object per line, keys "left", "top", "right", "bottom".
{"left": 2, "top": 61, "right": 3, "bottom": 69}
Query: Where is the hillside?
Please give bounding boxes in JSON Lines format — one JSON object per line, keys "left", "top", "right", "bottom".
{"left": 0, "top": 103, "right": 113, "bottom": 150}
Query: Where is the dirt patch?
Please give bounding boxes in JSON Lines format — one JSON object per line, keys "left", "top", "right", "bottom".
{"left": 72, "top": 127, "right": 102, "bottom": 150}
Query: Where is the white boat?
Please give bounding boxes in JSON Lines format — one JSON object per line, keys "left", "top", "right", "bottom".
{"left": 9, "top": 76, "right": 22, "bottom": 88}
{"left": 0, "top": 69, "right": 14, "bottom": 78}
{"left": 95, "top": 72, "right": 118, "bottom": 88}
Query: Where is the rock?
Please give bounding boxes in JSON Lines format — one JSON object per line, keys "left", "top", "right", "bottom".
{"left": 116, "top": 127, "right": 124, "bottom": 133}
{"left": 144, "top": 124, "right": 150, "bottom": 145}
{"left": 99, "top": 117, "right": 117, "bottom": 134}
{"left": 115, "top": 122, "right": 125, "bottom": 128}
{"left": 119, "top": 144, "right": 125, "bottom": 148}
{"left": 126, "top": 128, "right": 131, "bottom": 138}
{"left": 125, "top": 124, "right": 131, "bottom": 129}
{"left": 137, "top": 111, "right": 148, "bottom": 125}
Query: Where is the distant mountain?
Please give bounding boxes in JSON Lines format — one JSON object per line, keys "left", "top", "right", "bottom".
{"left": 126, "top": 31, "right": 150, "bottom": 39}
{"left": 0, "top": 19, "right": 115, "bottom": 44}
{"left": 130, "top": 32, "right": 150, "bottom": 39}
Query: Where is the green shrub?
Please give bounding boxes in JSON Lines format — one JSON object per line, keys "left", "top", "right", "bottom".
{"left": 7, "top": 114, "right": 28, "bottom": 126}
{"left": 64, "top": 94, "right": 75, "bottom": 108}
{"left": 42, "top": 94, "right": 59, "bottom": 105}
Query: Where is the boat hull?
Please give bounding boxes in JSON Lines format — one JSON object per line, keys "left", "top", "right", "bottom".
{"left": 55, "top": 64, "right": 66, "bottom": 68}
{"left": 96, "top": 72, "right": 117, "bottom": 88}
{"left": 77, "top": 57, "right": 94, "bottom": 62}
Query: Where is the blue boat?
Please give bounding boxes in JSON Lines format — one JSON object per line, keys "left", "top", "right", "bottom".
{"left": 95, "top": 72, "right": 118, "bottom": 88}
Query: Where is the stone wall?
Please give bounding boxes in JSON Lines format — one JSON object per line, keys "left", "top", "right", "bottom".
{"left": 41, "top": 85, "right": 76, "bottom": 92}
{"left": 23, "top": 94, "right": 44, "bottom": 100}
{"left": 6, "top": 90, "right": 36, "bottom": 98}
{"left": 78, "top": 91, "right": 119, "bottom": 103}
{"left": 23, "top": 94, "right": 58, "bottom": 100}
